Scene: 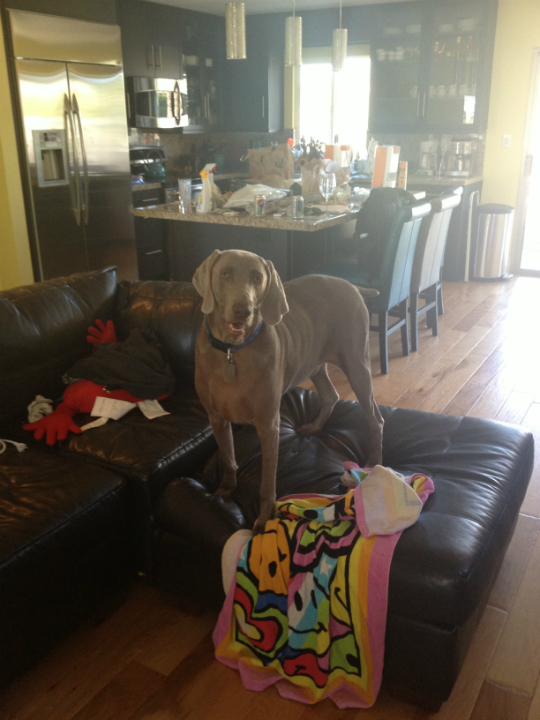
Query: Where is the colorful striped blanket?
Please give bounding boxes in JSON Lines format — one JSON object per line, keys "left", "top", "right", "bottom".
{"left": 213, "top": 468, "right": 434, "bottom": 708}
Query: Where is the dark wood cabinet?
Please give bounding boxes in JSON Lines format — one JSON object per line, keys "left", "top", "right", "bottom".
{"left": 369, "top": 1, "right": 498, "bottom": 133}
{"left": 134, "top": 216, "right": 169, "bottom": 281}
{"left": 132, "top": 188, "right": 169, "bottom": 280}
{"left": 119, "top": 0, "right": 183, "bottom": 79}
{"left": 223, "top": 14, "right": 284, "bottom": 133}
{"left": 119, "top": 1, "right": 224, "bottom": 131}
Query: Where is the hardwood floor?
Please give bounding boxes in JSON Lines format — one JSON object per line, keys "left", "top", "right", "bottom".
{"left": 2, "top": 276, "right": 540, "bottom": 720}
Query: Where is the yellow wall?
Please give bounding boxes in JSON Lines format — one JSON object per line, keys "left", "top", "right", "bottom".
{"left": 482, "top": 0, "right": 540, "bottom": 209}
{"left": 0, "top": 12, "right": 33, "bottom": 290}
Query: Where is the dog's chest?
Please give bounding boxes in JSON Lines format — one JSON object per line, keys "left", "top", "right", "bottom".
{"left": 196, "top": 346, "right": 275, "bottom": 424}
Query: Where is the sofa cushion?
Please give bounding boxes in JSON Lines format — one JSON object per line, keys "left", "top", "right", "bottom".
{"left": 0, "top": 267, "right": 118, "bottom": 425}
{"left": 117, "top": 280, "right": 203, "bottom": 386}
{"left": 0, "top": 444, "right": 133, "bottom": 687}
{"left": 58, "top": 388, "right": 216, "bottom": 506}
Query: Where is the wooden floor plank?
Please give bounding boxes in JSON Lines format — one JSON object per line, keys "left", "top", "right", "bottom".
{"left": 416, "top": 352, "right": 487, "bottom": 414}
{"left": 487, "top": 532, "right": 540, "bottom": 694}
{"left": 489, "top": 514, "right": 540, "bottom": 611}
{"left": 442, "top": 380, "right": 487, "bottom": 417}
{"left": 126, "top": 633, "right": 216, "bottom": 720}
{"left": 428, "top": 605, "right": 507, "bottom": 720}
{"left": 134, "top": 605, "right": 216, "bottom": 677}
{"left": 519, "top": 402, "right": 540, "bottom": 519}
{"left": 495, "top": 391, "right": 534, "bottom": 426}
{"left": 468, "top": 373, "right": 515, "bottom": 420}
{"left": 0, "top": 582, "right": 186, "bottom": 720}
{"left": 71, "top": 661, "right": 165, "bottom": 720}
{"left": 470, "top": 681, "right": 531, "bottom": 720}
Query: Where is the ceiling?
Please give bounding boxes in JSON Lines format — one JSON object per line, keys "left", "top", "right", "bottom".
{"left": 144, "top": 0, "right": 413, "bottom": 17}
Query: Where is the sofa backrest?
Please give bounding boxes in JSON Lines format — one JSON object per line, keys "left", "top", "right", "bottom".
{"left": 116, "top": 279, "right": 204, "bottom": 386}
{"left": 0, "top": 267, "right": 118, "bottom": 424}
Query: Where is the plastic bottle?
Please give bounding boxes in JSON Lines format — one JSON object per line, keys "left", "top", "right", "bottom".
{"left": 196, "top": 170, "right": 212, "bottom": 213}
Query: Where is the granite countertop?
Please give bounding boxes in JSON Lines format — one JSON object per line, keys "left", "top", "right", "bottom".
{"left": 133, "top": 203, "right": 357, "bottom": 232}
{"left": 351, "top": 173, "right": 483, "bottom": 188}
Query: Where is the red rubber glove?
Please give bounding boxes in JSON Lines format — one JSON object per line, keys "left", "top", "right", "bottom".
{"left": 23, "top": 379, "right": 169, "bottom": 446}
{"left": 62, "top": 380, "right": 144, "bottom": 413}
{"left": 87, "top": 319, "right": 118, "bottom": 345}
{"left": 23, "top": 403, "right": 81, "bottom": 446}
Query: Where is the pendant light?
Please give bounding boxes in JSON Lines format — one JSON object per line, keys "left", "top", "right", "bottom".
{"left": 225, "top": 3, "right": 246, "bottom": 60}
{"left": 285, "top": 0, "right": 302, "bottom": 67}
{"left": 332, "top": 0, "right": 347, "bottom": 72}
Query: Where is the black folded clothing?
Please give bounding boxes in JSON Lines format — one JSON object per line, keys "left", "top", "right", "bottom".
{"left": 65, "top": 329, "right": 176, "bottom": 399}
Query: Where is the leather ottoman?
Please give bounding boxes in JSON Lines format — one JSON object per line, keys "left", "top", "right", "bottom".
{"left": 150, "top": 387, "right": 534, "bottom": 711}
{"left": 0, "top": 445, "right": 134, "bottom": 688}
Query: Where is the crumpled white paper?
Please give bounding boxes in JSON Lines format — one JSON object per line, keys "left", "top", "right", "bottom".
{"left": 27, "top": 395, "right": 54, "bottom": 423}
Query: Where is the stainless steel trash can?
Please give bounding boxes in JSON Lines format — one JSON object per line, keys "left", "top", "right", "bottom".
{"left": 473, "top": 204, "right": 514, "bottom": 279}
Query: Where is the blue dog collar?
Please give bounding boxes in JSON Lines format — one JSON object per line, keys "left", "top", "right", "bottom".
{"left": 205, "top": 317, "right": 264, "bottom": 355}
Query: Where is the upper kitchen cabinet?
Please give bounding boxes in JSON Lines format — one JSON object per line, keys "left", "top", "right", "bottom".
{"left": 369, "top": 2, "right": 425, "bottom": 132}
{"left": 369, "top": 1, "right": 498, "bottom": 133}
{"left": 118, "top": 0, "right": 182, "bottom": 78}
{"left": 180, "top": 11, "right": 224, "bottom": 132}
{"left": 223, "top": 14, "right": 284, "bottom": 133}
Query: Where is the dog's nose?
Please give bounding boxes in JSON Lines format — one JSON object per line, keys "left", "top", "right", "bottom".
{"left": 233, "top": 305, "right": 252, "bottom": 321}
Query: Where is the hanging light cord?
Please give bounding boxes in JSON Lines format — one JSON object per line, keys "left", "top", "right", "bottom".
{"left": 339, "top": 0, "right": 342, "bottom": 30}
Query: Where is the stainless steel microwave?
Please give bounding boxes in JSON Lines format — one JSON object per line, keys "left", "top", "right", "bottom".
{"left": 126, "top": 77, "right": 188, "bottom": 129}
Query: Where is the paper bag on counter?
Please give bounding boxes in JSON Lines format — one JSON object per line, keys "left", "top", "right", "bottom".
{"left": 246, "top": 144, "right": 294, "bottom": 188}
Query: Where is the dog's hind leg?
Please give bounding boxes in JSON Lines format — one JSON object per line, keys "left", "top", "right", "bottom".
{"left": 297, "top": 364, "right": 339, "bottom": 436}
{"left": 209, "top": 413, "right": 238, "bottom": 498}
{"left": 340, "top": 350, "right": 384, "bottom": 468}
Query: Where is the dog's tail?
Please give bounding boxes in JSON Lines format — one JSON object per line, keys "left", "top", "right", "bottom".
{"left": 353, "top": 285, "right": 380, "bottom": 299}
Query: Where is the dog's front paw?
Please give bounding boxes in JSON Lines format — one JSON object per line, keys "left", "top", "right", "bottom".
{"left": 253, "top": 504, "right": 274, "bottom": 535}
{"left": 365, "top": 456, "right": 382, "bottom": 470}
{"left": 252, "top": 518, "right": 266, "bottom": 535}
{"left": 296, "top": 422, "right": 320, "bottom": 436}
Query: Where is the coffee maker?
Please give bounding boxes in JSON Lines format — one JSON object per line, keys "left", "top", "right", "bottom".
{"left": 444, "top": 141, "right": 474, "bottom": 177}
{"left": 419, "top": 140, "right": 438, "bottom": 177}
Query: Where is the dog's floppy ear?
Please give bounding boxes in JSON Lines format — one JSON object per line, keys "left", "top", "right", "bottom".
{"left": 260, "top": 260, "right": 289, "bottom": 326}
{"left": 192, "top": 250, "right": 221, "bottom": 314}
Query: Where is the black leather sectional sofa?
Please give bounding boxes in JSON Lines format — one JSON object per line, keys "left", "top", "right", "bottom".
{"left": 0, "top": 267, "right": 533, "bottom": 712}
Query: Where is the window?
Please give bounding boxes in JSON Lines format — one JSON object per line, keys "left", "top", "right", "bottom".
{"left": 299, "top": 45, "right": 371, "bottom": 157}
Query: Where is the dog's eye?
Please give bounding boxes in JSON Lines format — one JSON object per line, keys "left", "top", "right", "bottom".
{"left": 253, "top": 274, "right": 262, "bottom": 284}
{"left": 221, "top": 271, "right": 229, "bottom": 279}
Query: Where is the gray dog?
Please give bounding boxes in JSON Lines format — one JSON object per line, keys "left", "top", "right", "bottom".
{"left": 193, "top": 249, "right": 384, "bottom": 534}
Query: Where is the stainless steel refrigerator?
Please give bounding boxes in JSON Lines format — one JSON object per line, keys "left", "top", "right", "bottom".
{"left": 8, "top": 9, "right": 137, "bottom": 281}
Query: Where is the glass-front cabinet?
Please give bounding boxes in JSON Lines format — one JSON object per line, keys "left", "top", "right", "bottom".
{"left": 179, "top": 13, "right": 222, "bottom": 132}
{"left": 424, "top": 7, "right": 483, "bottom": 129}
{"left": 369, "top": 4, "right": 425, "bottom": 132}
{"left": 369, "top": 1, "right": 497, "bottom": 133}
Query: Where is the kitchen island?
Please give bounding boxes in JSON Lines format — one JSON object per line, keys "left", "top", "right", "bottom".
{"left": 133, "top": 203, "right": 359, "bottom": 282}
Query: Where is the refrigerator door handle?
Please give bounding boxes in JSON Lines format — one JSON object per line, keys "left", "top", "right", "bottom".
{"left": 173, "top": 81, "right": 182, "bottom": 125}
{"left": 71, "top": 94, "right": 89, "bottom": 225}
{"left": 63, "top": 93, "right": 81, "bottom": 226}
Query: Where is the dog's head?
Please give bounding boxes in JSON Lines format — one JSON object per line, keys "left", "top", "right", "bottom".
{"left": 192, "top": 250, "right": 289, "bottom": 342}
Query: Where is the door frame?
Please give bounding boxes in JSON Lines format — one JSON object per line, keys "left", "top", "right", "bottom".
{"left": 512, "top": 47, "right": 540, "bottom": 275}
